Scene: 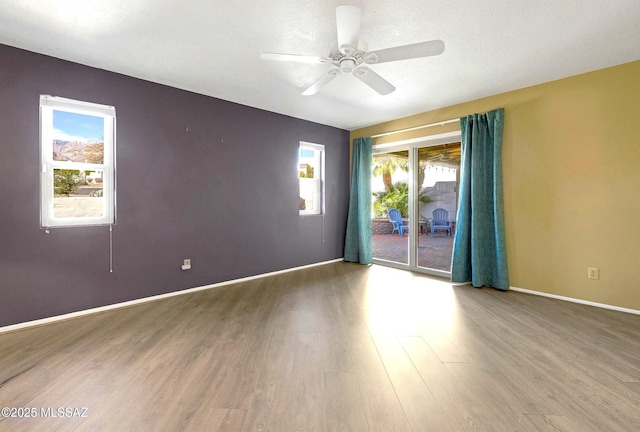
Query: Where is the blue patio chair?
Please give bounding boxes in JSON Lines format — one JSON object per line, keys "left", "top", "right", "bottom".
{"left": 388, "top": 208, "right": 409, "bottom": 237}
{"left": 430, "top": 208, "right": 452, "bottom": 236}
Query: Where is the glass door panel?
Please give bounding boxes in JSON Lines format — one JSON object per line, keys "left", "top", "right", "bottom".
{"left": 416, "top": 143, "right": 461, "bottom": 272}
{"left": 371, "top": 150, "right": 410, "bottom": 265}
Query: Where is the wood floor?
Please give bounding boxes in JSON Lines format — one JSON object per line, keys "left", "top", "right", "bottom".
{"left": 1, "top": 262, "right": 639, "bottom": 431}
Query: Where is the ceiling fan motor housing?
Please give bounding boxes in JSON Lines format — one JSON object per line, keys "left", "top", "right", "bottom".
{"left": 333, "top": 47, "right": 367, "bottom": 74}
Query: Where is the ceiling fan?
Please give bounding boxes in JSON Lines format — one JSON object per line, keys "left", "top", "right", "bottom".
{"left": 428, "top": 147, "right": 454, "bottom": 162}
{"left": 260, "top": 5, "right": 445, "bottom": 96}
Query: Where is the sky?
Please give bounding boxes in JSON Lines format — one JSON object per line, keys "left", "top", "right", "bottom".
{"left": 53, "top": 110, "right": 104, "bottom": 142}
{"left": 299, "top": 148, "right": 314, "bottom": 158}
{"left": 372, "top": 165, "right": 456, "bottom": 192}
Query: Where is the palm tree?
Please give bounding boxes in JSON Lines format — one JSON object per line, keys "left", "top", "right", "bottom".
{"left": 372, "top": 181, "right": 433, "bottom": 217}
{"left": 418, "top": 159, "right": 428, "bottom": 189}
{"left": 372, "top": 155, "right": 408, "bottom": 191}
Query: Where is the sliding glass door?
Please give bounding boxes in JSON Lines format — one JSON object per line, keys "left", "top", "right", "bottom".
{"left": 371, "top": 150, "right": 410, "bottom": 265}
{"left": 416, "top": 143, "right": 461, "bottom": 272}
{"left": 371, "top": 133, "right": 461, "bottom": 276}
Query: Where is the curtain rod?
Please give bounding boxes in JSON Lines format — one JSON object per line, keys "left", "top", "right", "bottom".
{"left": 370, "top": 118, "right": 459, "bottom": 139}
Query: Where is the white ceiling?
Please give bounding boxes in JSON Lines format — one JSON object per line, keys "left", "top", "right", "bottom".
{"left": 1, "top": 0, "right": 639, "bottom": 131}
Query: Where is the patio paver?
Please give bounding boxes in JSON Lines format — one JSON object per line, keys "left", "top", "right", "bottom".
{"left": 372, "top": 233, "right": 453, "bottom": 271}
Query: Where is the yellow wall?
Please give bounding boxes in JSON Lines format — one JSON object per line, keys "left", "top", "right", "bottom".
{"left": 352, "top": 61, "right": 640, "bottom": 311}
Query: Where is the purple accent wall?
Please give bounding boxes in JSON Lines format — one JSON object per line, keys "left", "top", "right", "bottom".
{"left": 0, "top": 44, "right": 350, "bottom": 327}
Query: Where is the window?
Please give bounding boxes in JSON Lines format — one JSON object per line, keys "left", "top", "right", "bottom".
{"left": 40, "top": 95, "right": 116, "bottom": 228}
{"left": 299, "top": 142, "right": 324, "bottom": 215}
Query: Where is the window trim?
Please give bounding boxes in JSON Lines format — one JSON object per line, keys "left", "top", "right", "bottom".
{"left": 299, "top": 141, "right": 325, "bottom": 216}
{"left": 39, "top": 95, "right": 116, "bottom": 228}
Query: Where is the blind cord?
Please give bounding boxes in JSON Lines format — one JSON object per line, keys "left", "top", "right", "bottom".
{"left": 109, "top": 225, "right": 113, "bottom": 273}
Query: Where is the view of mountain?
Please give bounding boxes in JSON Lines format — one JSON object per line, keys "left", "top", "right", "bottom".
{"left": 53, "top": 140, "right": 104, "bottom": 164}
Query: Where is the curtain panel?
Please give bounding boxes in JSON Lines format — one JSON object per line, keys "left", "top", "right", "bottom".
{"left": 344, "top": 137, "right": 372, "bottom": 264}
{"left": 451, "top": 108, "right": 509, "bottom": 290}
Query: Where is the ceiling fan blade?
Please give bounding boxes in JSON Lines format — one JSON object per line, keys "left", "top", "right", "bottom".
{"left": 366, "top": 40, "right": 445, "bottom": 64}
{"left": 302, "top": 70, "right": 339, "bottom": 96}
{"left": 336, "top": 5, "right": 361, "bottom": 52}
{"left": 260, "top": 53, "right": 329, "bottom": 64}
{"left": 353, "top": 67, "right": 395, "bottom": 95}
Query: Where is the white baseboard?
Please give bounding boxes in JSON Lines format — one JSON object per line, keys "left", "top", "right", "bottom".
{"left": 510, "top": 286, "right": 640, "bottom": 315}
{"left": 0, "top": 258, "right": 344, "bottom": 334}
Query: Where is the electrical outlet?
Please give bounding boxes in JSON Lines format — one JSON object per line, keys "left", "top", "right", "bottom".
{"left": 182, "top": 259, "right": 191, "bottom": 271}
{"left": 588, "top": 267, "right": 599, "bottom": 280}
{"left": 183, "top": 259, "right": 191, "bottom": 266}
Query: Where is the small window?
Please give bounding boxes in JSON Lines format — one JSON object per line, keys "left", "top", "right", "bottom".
{"left": 40, "top": 95, "right": 116, "bottom": 228}
{"left": 299, "top": 142, "right": 324, "bottom": 215}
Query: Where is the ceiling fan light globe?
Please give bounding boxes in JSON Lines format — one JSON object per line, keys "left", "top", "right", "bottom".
{"left": 340, "top": 59, "right": 356, "bottom": 74}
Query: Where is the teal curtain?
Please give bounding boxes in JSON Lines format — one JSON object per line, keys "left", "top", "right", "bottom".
{"left": 451, "top": 108, "right": 509, "bottom": 290}
{"left": 344, "top": 137, "right": 372, "bottom": 264}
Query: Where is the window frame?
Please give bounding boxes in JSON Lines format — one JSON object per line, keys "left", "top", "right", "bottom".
{"left": 298, "top": 141, "right": 325, "bottom": 216}
{"left": 39, "top": 95, "right": 116, "bottom": 228}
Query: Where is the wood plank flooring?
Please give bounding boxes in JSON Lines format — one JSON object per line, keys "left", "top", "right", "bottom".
{"left": 1, "top": 262, "right": 639, "bottom": 431}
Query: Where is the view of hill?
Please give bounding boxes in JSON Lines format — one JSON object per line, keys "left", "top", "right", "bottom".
{"left": 53, "top": 140, "right": 104, "bottom": 164}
